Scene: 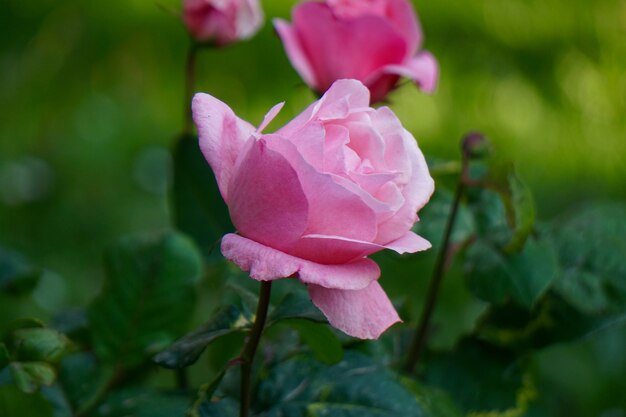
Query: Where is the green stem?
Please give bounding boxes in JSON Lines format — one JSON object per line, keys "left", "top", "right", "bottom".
{"left": 183, "top": 41, "right": 199, "bottom": 136}
{"left": 239, "top": 281, "right": 272, "bottom": 417}
{"left": 404, "top": 137, "right": 475, "bottom": 374}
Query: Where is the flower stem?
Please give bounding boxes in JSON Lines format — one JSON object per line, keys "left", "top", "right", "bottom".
{"left": 240, "top": 281, "right": 272, "bottom": 417}
{"left": 183, "top": 41, "right": 199, "bottom": 136}
{"left": 404, "top": 133, "right": 479, "bottom": 374}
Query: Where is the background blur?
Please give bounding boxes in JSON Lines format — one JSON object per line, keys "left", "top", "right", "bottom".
{"left": 1, "top": 0, "right": 625, "bottom": 416}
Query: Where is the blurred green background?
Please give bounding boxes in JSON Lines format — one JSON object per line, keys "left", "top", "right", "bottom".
{"left": 1, "top": 0, "right": 625, "bottom": 416}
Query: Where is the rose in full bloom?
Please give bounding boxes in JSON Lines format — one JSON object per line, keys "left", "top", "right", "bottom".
{"left": 274, "top": 0, "right": 438, "bottom": 103}
{"left": 183, "top": 0, "right": 263, "bottom": 45}
{"left": 192, "top": 79, "right": 434, "bottom": 339}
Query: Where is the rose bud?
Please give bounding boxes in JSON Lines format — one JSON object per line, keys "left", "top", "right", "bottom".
{"left": 183, "top": 0, "right": 263, "bottom": 46}
{"left": 274, "top": 0, "right": 438, "bottom": 103}
{"left": 192, "top": 79, "right": 434, "bottom": 339}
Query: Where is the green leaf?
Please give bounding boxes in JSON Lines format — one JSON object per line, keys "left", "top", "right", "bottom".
{"left": 91, "top": 388, "right": 190, "bottom": 417}
{"left": 12, "top": 328, "right": 69, "bottom": 363}
{"left": 465, "top": 164, "right": 535, "bottom": 252}
{"left": 287, "top": 320, "right": 343, "bottom": 365}
{"left": 503, "top": 173, "right": 535, "bottom": 253}
{"left": 467, "top": 188, "right": 511, "bottom": 246}
{"left": 195, "top": 398, "right": 238, "bottom": 417}
{"left": 58, "top": 352, "right": 109, "bottom": 411}
{"left": 465, "top": 236, "right": 558, "bottom": 309}
{"left": 153, "top": 305, "right": 251, "bottom": 369}
{"left": 267, "top": 291, "right": 327, "bottom": 326}
{"left": 551, "top": 202, "right": 626, "bottom": 313}
{"left": 225, "top": 281, "right": 259, "bottom": 315}
{"left": 424, "top": 338, "right": 533, "bottom": 414}
{"left": 0, "top": 385, "right": 53, "bottom": 417}
{"left": 40, "top": 385, "right": 73, "bottom": 417}
{"left": 89, "top": 231, "right": 203, "bottom": 368}
{"left": 171, "top": 134, "right": 234, "bottom": 260}
{"left": 188, "top": 369, "right": 228, "bottom": 417}
{"left": 476, "top": 292, "right": 626, "bottom": 351}
{"left": 4, "top": 317, "right": 45, "bottom": 333}
{"left": 402, "top": 380, "right": 464, "bottom": 417}
{"left": 10, "top": 362, "right": 56, "bottom": 393}
{"left": 257, "top": 351, "right": 428, "bottom": 417}
{"left": 0, "top": 247, "right": 42, "bottom": 296}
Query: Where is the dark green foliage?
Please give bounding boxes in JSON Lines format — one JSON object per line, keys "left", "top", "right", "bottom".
{"left": 91, "top": 388, "right": 190, "bottom": 417}
{"left": 153, "top": 305, "right": 251, "bottom": 369}
{"left": 267, "top": 291, "right": 327, "bottom": 326}
{"left": 89, "top": 231, "right": 203, "bottom": 368}
{"left": 1, "top": 320, "right": 71, "bottom": 394}
{"left": 0, "top": 385, "right": 54, "bottom": 417}
{"left": 551, "top": 202, "right": 626, "bottom": 314}
{"left": 11, "top": 328, "right": 70, "bottom": 363}
{"left": 196, "top": 398, "right": 239, "bottom": 417}
{"left": 424, "top": 338, "right": 528, "bottom": 414}
{"left": 475, "top": 294, "right": 625, "bottom": 352}
{"left": 257, "top": 352, "right": 437, "bottom": 417}
{"left": 286, "top": 320, "right": 343, "bottom": 365}
{"left": 0, "top": 247, "right": 41, "bottom": 296}
{"left": 172, "top": 134, "right": 234, "bottom": 260}
{"left": 58, "top": 353, "right": 107, "bottom": 412}
{"left": 402, "top": 382, "right": 464, "bottom": 417}
{"left": 9, "top": 362, "right": 56, "bottom": 394}
{"left": 465, "top": 236, "right": 558, "bottom": 308}
{"left": 504, "top": 173, "right": 535, "bottom": 252}
{"left": 0, "top": 345, "right": 9, "bottom": 370}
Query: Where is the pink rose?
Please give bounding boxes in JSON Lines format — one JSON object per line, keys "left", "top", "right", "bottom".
{"left": 183, "top": 0, "right": 263, "bottom": 45}
{"left": 274, "top": 0, "right": 439, "bottom": 103}
{"left": 192, "top": 79, "right": 434, "bottom": 339}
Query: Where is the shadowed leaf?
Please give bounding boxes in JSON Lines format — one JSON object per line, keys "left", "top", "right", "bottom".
{"left": 89, "top": 232, "right": 203, "bottom": 368}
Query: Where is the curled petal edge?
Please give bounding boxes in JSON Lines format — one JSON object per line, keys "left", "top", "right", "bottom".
{"left": 370, "top": 51, "right": 439, "bottom": 94}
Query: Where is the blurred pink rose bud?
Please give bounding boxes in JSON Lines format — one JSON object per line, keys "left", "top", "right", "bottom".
{"left": 274, "top": 0, "right": 438, "bottom": 102}
{"left": 192, "top": 79, "right": 434, "bottom": 339}
{"left": 183, "top": 0, "right": 263, "bottom": 45}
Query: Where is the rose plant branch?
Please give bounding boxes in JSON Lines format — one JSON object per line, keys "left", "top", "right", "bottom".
{"left": 404, "top": 133, "right": 481, "bottom": 374}
{"left": 239, "top": 281, "right": 272, "bottom": 417}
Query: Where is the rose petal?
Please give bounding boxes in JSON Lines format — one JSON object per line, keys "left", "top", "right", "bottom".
{"left": 273, "top": 19, "right": 318, "bottom": 88}
{"left": 372, "top": 110, "right": 435, "bottom": 244}
{"left": 277, "top": 79, "right": 372, "bottom": 137}
{"left": 291, "top": 234, "right": 381, "bottom": 264}
{"left": 292, "top": 2, "right": 407, "bottom": 93}
{"left": 291, "top": 232, "right": 429, "bottom": 264}
{"left": 386, "top": 0, "right": 423, "bottom": 56}
{"left": 257, "top": 101, "right": 285, "bottom": 133}
{"left": 379, "top": 51, "right": 439, "bottom": 93}
{"left": 384, "top": 231, "right": 431, "bottom": 253}
{"left": 192, "top": 93, "right": 256, "bottom": 202}
{"left": 228, "top": 139, "right": 309, "bottom": 251}
{"left": 264, "top": 135, "right": 379, "bottom": 242}
{"left": 308, "top": 281, "right": 401, "bottom": 339}
{"left": 236, "top": 0, "right": 264, "bottom": 40}
{"left": 221, "top": 233, "right": 379, "bottom": 290}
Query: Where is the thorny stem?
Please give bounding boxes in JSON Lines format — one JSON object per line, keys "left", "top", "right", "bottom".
{"left": 239, "top": 281, "right": 272, "bottom": 417}
{"left": 404, "top": 133, "right": 480, "bottom": 374}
